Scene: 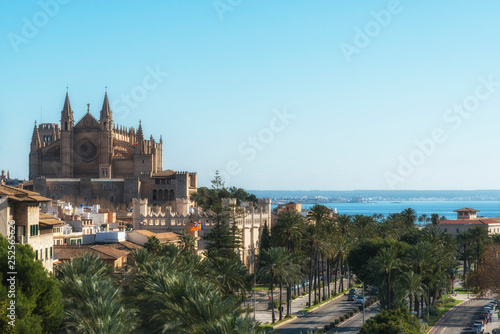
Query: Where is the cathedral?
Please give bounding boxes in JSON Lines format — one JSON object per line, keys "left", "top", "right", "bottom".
{"left": 29, "top": 91, "right": 197, "bottom": 207}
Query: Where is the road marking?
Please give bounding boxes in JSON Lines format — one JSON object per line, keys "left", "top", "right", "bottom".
{"left": 439, "top": 327, "right": 447, "bottom": 334}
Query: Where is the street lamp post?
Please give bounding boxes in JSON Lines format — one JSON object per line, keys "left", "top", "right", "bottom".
{"left": 352, "top": 276, "right": 365, "bottom": 326}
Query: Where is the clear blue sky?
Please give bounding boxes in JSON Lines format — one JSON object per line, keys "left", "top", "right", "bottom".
{"left": 1, "top": 1, "right": 500, "bottom": 190}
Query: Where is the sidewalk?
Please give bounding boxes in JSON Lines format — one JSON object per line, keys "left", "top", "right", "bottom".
{"left": 246, "top": 280, "right": 349, "bottom": 324}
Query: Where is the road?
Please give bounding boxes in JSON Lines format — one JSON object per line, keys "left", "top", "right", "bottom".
{"left": 277, "top": 295, "right": 367, "bottom": 334}
{"left": 431, "top": 298, "right": 497, "bottom": 334}
{"left": 332, "top": 306, "right": 379, "bottom": 333}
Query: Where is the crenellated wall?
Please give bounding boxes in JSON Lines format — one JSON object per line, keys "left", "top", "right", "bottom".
{"left": 132, "top": 198, "right": 272, "bottom": 270}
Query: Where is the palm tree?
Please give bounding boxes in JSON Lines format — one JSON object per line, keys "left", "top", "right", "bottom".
{"left": 467, "top": 226, "right": 490, "bottom": 270}
{"left": 257, "top": 247, "right": 292, "bottom": 323}
{"left": 369, "top": 247, "right": 401, "bottom": 310}
{"left": 336, "top": 214, "right": 352, "bottom": 238}
{"left": 405, "top": 241, "right": 434, "bottom": 316}
{"left": 302, "top": 223, "right": 324, "bottom": 307}
{"left": 209, "top": 257, "right": 251, "bottom": 296}
{"left": 273, "top": 209, "right": 304, "bottom": 315}
{"left": 401, "top": 208, "right": 417, "bottom": 227}
{"left": 60, "top": 275, "right": 137, "bottom": 333}
{"left": 56, "top": 252, "right": 112, "bottom": 280}
{"left": 402, "top": 271, "right": 425, "bottom": 314}
{"left": 456, "top": 230, "right": 472, "bottom": 278}
{"left": 144, "top": 235, "right": 162, "bottom": 255}
{"left": 307, "top": 205, "right": 332, "bottom": 303}
{"left": 430, "top": 213, "right": 440, "bottom": 225}
{"left": 179, "top": 231, "right": 198, "bottom": 255}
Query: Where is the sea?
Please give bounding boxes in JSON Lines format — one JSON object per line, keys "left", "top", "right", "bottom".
{"left": 272, "top": 201, "right": 500, "bottom": 220}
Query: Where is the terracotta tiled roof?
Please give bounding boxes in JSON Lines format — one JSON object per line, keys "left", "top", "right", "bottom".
{"left": 454, "top": 208, "right": 480, "bottom": 212}
{"left": 39, "top": 212, "right": 64, "bottom": 226}
{"left": 55, "top": 245, "right": 129, "bottom": 261}
{"left": 0, "top": 185, "right": 50, "bottom": 202}
{"left": 133, "top": 230, "right": 155, "bottom": 237}
{"left": 133, "top": 230, "right": 181, "bottom": 243}
{"left": 439, "top": 218, "right": 500, "bottom": 225}
{"left": 151, "top": 169, "right": 176, "bottom": 177}
{"left": 119, "top": 241, "right": 143, "bottom": 250}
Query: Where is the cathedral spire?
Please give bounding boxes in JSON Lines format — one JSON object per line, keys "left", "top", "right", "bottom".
{"left": 62, "top": 92, "right": 72, "bottom": 116}
{"left": 31, "top": 121, "right": 41, "bottom": 149}
{"left": 100, "top": 91, "right": 112, "bottom": 131}
{"left": 137, "top": 120, "right": 144, "bottom": 141}
{"left": 61, "top": 92, "right": 74, "bottom": 131}
{"left": 101, "top": 91, "right": 112, "bottom": 117}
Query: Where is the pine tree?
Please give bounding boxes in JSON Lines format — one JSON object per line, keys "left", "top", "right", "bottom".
{"left": 203, "top": 172, "right": 241, "bottom": 262}
{"left": 260, "top": 221, "right": 271, "bottom": 252}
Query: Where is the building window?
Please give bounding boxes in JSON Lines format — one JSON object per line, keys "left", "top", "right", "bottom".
{"left": 35, "top": 250, "right": 38, "bottom": 260}
{"left": 60, "top": 185, "right": 64, "bottom": 190}
{"left": 30, "top": 225, "right": 39, "bottom": 236}
{"left": 444, "top": 228, "right": 447, "bottom": 232}
{"left": 45, "top": 248, "right": 48, "bottom": 259}
{"left": 155, "top": 179, "right": 160, "bottom": 184}
{"left": 456, "top": 228, "right": 459, "bottom": 233}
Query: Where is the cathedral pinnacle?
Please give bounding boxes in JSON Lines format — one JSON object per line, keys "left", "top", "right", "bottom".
{"left": 100, "top": 91, "right": 112, "bottom": 118}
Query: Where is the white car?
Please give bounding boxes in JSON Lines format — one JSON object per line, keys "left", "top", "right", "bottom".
{"left": 355, "top": 296, "right": 365, "bottom": 304}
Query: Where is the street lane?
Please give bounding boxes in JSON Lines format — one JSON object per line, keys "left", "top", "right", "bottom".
{"left": 333, "top": 306, "right": 379, "bottom": 333}
{"left": 277, "top": 295, "right": 366, "bottom": 334}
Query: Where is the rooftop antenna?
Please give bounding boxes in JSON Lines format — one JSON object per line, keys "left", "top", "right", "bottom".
{"left": 87, "top": 103, "right": 90, "bottom": 114}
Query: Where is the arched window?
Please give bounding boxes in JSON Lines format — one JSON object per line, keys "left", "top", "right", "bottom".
{"left": 152, "top": 189, "right": 157, "bottom": 200}
{"left": 158, "top": 189, "right": 163, "bottom": 200}
{"left": 169, "top": 189, "right": 175, "bottom": 200}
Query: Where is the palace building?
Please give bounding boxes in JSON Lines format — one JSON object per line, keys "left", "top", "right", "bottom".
{"left": 29, "top": 91, "right": 197, "bottom": 205}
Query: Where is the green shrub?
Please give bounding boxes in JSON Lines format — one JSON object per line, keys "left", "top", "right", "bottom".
{"left": 301, "top": 291, "right": 307, "bottom": 296}
{"left": 349, "top": 310, "right": 354, "bottom": 316}
{"left": 292, "top": 294, "right": 297, "bottom": 300}
{"left": 335, "top": 319, "right": 340, "bottom": 325}
{"left": 324, "top": 324, "right": 330, "bottom": 330}
{"left": 339, "top": 315, "right": 345, "bottom": 322}
{"left": 344, "top": 313, "right": 350, "bottom": 319}
{"left": 353, "top": 307, "right": 359, "bottom": 313}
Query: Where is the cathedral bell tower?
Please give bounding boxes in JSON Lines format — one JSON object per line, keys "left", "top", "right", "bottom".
{"left": 99, "top": 91, "right": 113, "bottom": 178}
{"left": 60, "top": 91, "right": 74, "bottom": 177}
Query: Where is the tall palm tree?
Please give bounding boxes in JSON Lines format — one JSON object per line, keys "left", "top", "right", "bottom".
{"left": 467, "top": 226, "right": 490, "bottom": 270}
{"left": 307, "top": 205, "right": 332, "bottom": 303}
{"left": 179, "top": 231, "right": 198, "bottom": 255}
{"left": 402, "top": 270, "right": 425, "bottom": 314}
{"left": 369, "top": 247, "right": 401, "bottom": 310}
{"left": 144, "top": 235, "right": 162, "bottom": 255}
{"left": 56, "top": 252, "right": 112, "bottom": 280}
{"left": 60, "top": 275, "right": 137, "bottom": 333}
{"left": 273, "top": 210, "right": 305, "bottom": 315}
{"left": 257, "top": 247, "right": 293, "bottom": 323}
{"left": 209, "top": 257, "right": 251, "bottom": 296}
{"left": 405, "top": 241, "right": 434, "bottom": 316}
{"left": 456, "top": 230, "right": 472, "bottom": 278}
{"left": 302, "top": 223, "right": 324, "bottom": 307}
{"left": 401, "top": 208, "right": 417, "bottom": 227}
{"left": 336, "top": 214, "right": 352, "bottom": 238}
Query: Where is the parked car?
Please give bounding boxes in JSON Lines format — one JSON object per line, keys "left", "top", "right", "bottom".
{"left": 347, "top": 292, "right": 356, "bottom": 301}
{"left": 349, "top": 288, "right": 357, "bottom": 294}
{"left": 355, "top": 295, "right": 365, "bottom": 304}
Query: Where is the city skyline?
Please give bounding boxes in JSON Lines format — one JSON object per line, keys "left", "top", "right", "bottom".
{"left": 2, "top": 1, "right": 500, "bottom": 190}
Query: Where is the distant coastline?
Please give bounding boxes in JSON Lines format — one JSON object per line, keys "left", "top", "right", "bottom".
{"left": 249, "top": 190, "right": 500, "bottom": 202}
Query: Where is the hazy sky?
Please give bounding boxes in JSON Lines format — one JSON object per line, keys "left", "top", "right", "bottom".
{"left": 1, "top": 1, "right": 500, "bottom": 190}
